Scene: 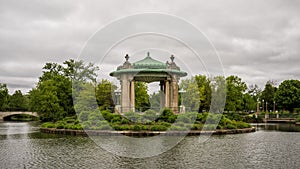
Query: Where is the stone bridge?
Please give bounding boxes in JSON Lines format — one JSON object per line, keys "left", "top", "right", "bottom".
{"left": 0, "top": 112, "right": 39, "bottom": 121}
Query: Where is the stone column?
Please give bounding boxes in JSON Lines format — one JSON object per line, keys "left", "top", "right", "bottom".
{"left": 130, "top": 80, "right": 135, "bottom": 112}
{"left": 121, "top": 74, "right": 130, "bottom": 113}
{"left": 170, "top": 75, "right": 179, "bottom": 113}
{"left": 165, "top": 80, "right": 170, "bottom": 108}
{"left": 160, "top": 81, "right": 165, "bottom": 110}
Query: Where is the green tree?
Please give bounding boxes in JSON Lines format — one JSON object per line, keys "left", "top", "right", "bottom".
{"left": 95, "top": 79, "right": 116, "bottom": 110}
{"left": 149, "top": 92, "right": 160, "bottom": 112}
{"left": 261, "top": 81, "right": 277, "bottom": 112}
{"left": 195, "top": 75, "right": 211, "bottom": 112}
{"left": 134, "top": 82, "right": 150, "bottom": 112}
{"left": 29, "top": 59, "right": 98, "bottom": 121}
{"left": 180, "top": 77, "right": 200, "bottom": 112}
{"left": 8, "top": 90, "right": 28, "bottom": 111}
{"left": 225, "top": 75, "right": 247, "bottom": 112}
{"left": 29, "top": 79, "right": 65, "bottom": 121}
{"left": 210, "top": 76, "right": 226, "bottom": 114}
{"left": 0, "top": 83, "right": 9, "bottom": 111}
{"left": 275, "top": 79, "right": 300, "bottom": 112}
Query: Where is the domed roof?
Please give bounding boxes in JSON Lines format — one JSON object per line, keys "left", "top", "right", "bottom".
{"left": 133, "top": 52, "right": 166, "bottom": 69}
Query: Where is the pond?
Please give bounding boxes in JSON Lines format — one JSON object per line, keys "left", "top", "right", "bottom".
{"left": 1, "top": 122, "right": 299, "bottom": 169}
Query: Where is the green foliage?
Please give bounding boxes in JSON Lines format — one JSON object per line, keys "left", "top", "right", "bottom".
{"left": 8, "top": 90, "right": 28, "bottom": 111}
{"left": 261, "top": 81, "right": 276, "bottom": 111}
{"left": 150, "top": 125, "right": 168, "bottom": 131}
{"left": 135, "top": 82, "right": 150, "bottom": 112}
{"left": 0, "top": 83, "right": 9, "bottom": 111}
{"left": 157, "top": 109, "right": 177, "bottom": 123}
{"left": 180, "top": 77, "right": 200, "bottom": 112}
{"left": 275, "top": 79, "right": 300, "bottom": 111}
{"left": 29, "top": 59, "right": 98, "bottom": 122}
{"left": 195, "top": 75, "right": 212, "bottom": 112}
{"left": 143, "top": 109, "right": 158, "bottom": 121}
{"left": 95, "top": 79, "right": 116, "bottom": 111}
{"left": 225, "top": 75, "right": 247, "bottom": 111}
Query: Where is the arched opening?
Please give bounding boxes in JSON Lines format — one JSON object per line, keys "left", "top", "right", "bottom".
{"left": 3, "top": 114, "right": 39, "bottom": 122}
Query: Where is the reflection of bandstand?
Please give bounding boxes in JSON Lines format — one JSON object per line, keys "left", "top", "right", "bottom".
{"left": 110, "top": 52, "right": 187, "bottom": 114}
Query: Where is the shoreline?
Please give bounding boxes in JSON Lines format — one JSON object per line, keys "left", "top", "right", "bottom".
{"left": 40, "top": 127, "right": 256, "bottom": 136}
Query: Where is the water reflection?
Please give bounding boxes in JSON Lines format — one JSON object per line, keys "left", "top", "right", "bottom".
{"left": 0, "top": 122, "right": 299, "bottom": 169}
{"left": 253, "top": 123, "right": 300, "bottom": 132}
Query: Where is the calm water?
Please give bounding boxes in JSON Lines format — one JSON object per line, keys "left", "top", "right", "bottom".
{"left": 1, "top": 122, "right": 299, "bottom": 169}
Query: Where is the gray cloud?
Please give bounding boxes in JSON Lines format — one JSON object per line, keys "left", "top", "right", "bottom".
{"left": 0, "top": 0, "right": 300, "bottom": 94}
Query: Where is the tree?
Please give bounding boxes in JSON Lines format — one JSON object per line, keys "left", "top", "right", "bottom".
{"left": 180, "top": 77, "right": 200, "bottom": 112}
{"left": 225, "top": 75, "right": 247, "bottom": 111}
{"left": 0, "top": 83, "right": 9, "bottom": 111}
{"left": 195, "top": 75, "right": 211, "bottom": 112}
{"left": 134, "top": 82, "right": 150, "bottom": 112}
{"left": 29, "top": 79, "right": 65, "bottom": 121}
{"left": 95, "top": 79, "right": 116, "bottom": 110}
{"left": 149, "top": 92, "right": 160, "bottom": 111}
{"left": 29, "top": 59, "right": 99, "bottom": 121}
{"left": 8, "top": 90, "right": 28, "bottom": 111}
{"left": 261, "top": 81, "right": 277, "bottom": 112}
{"left": 275, "top": 79, "right": 300, "bottom": 112}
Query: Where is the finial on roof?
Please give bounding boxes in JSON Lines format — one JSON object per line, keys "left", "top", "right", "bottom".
{"left": 147, "top": 52, "right": 150, "bottom": 58}
{"left": 170, "top": 55, "right": 175, "bottom": 62}
{"left": 125, "top": 54, "right": 129, "bottom": 61}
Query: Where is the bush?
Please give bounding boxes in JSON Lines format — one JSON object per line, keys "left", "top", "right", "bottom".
{"left": 101, "top": 110, "right": 113, "bottom": 122}
{"left": 296, "top": 116, "right": 300, "bottom": 122}
{"left": 169, "top": 125, "right": 188, "bottom": 131}
{"left": 226, "top": 123, "right": 237, "bottom": 129}
{"left": 41, "top": 122, "right": 55, "bottom": 128}
{"left": 157, "top": 109, "right": 177, "bottom": 123}
{"left": 177, "top": 114, "right": 192, "bottom": 123}
{"left": 143, "top": 109, "right": 158, "bottom": 121}
{"left": 133, "top": 125, "right": 142, "bottom": 131}
{"left": 120, "top": 118, "right": 130, "bottom": 124}
{"left": 150, "top": 125, "right": 168, "bottom": 131}
{"left": 191, "top": 124, "right": 203, "bottom": 130}
{"left": 124, "top": 111, "right": 141, "bottom": 123}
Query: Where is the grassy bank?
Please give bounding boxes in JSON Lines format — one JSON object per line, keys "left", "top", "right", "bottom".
{"left": 41, "top": 109, "right": 251, "bottom": 131}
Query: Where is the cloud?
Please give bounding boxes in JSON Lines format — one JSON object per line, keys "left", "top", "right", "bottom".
{"left": 0, "top": 0, "right": 300, "bottom": 93}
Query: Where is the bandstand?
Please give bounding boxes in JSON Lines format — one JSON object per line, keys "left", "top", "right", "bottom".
{"left": 109, "top": 52, "right": 187, "bottom": 113}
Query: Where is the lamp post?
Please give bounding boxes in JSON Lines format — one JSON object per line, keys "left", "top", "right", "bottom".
{"left": 256, "top": 98, "right": 260, "bottom": 118}
{"left": 273, "top": 101, "right": 276, "bottom": 112}
{"left": 115, "top": 89, "right": 121, "bottom": 105}
{"left": 262, "top": 99, "right": 265, "bottom": 112}
{"left": 114, "top": 89, "right": 121, "bottom": 113}
{"left": 179, "top": 89, "right": 186, "bottom": 113}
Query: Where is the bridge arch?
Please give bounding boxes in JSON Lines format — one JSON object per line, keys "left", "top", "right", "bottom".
{"left": 0, "top": 112, "right": 39, "bottom": 121}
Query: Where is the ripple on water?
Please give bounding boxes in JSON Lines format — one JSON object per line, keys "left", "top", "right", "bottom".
{"left": 1, "top": 122, "right": 300, "bottom": 169}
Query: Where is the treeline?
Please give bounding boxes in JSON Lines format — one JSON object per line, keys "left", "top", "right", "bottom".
{"left": 178, "top": 75, "right": 300, "bottom": 113}
{"left": 1, "top": 59, "right": 300, "bottom": 123}
{"left": 0, "top": 84, "right": 28, "bottom": 111}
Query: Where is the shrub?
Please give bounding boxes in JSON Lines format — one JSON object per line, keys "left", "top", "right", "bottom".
{"left": 296, "top": 116, "right": 300, "bottom": 122}
{"left": 120, "top": 118, "right": 130, "bottom": 124}
{"left": 55, "top": 121, "right": 66, "bottom": 129}
{"left": 226, "top": 123, "right": 237, "bottom": 129}
{"left": 133, "top": 125, "right": 142, "bottom": 131}
{"left": 143, "top": 109, "right": 158, "bottom": 121}
{"left": 157, "top": 109, "right": 177, "bottom": 123}
{"left": 41, "top": 122, "right": 55, "bottom": 128}
{"left": 169, "top": 125, "right": 187, "bottom": 131}
{"left": 101, "top": 110, "right": 113, "bottom": 122}
{"left": 150, "top": 125, "right": 168, "bottom": 131}
{"left": 177, "top": 114, "right": 191, "bottom": 123}
{"left": 79, "top": 111, "right": 90, "bottom": 122}
{"left": 124, "top": 111, "right": 141, "bottom": 123}
{"left": 191, "top": 124, "right": 203, "bottom": 130}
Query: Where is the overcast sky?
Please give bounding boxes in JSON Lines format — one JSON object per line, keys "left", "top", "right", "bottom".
{"left": 1, "top": 0, "right": 300, "bottom": 94}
